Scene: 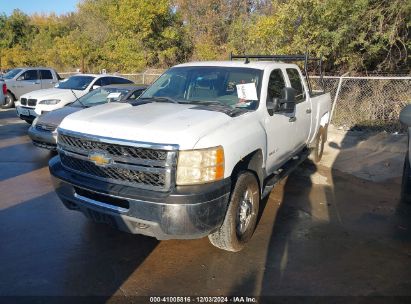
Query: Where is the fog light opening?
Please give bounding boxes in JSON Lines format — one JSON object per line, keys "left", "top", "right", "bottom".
{"left": 134, "top": 222, "right": 150, "bottom": 229}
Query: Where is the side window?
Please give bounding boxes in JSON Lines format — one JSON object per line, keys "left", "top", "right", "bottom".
{"left": 19, "top": 70, "right": 39, "bottom": 81}
{"left": 111, "top": 77, "right": 133, "bottom": 84}
{"left": 93, "top": 78, "right": 103, "bottom": 87}
{"left": 267, "top": 69, "right": 286, "bottom": 102}
{"left": 99, "top": 77, "right": 110, "bottom": 86}
{"left": 286, "top": 68, "right": 305, "bottom": 102}
{"left": 40, "top": 70, "right": 53, "bottom": 80}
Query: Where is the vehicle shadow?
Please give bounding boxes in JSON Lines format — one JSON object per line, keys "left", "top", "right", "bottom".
{"left": 228, "top": 125, "right": 411, "bottom": 297}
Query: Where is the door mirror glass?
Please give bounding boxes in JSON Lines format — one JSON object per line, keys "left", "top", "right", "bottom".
{"left": 269, "top": 87, "right": 296, "bottom": 114}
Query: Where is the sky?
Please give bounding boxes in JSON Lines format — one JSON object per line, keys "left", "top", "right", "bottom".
{"left": 1, "top": 0, "right": 79, "bottom": 16}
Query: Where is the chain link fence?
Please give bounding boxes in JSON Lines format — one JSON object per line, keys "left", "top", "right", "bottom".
{"left": 312, "top": 76, "right": 411, "bottom": 133}
{"left": 59, "top": 69, "right": 411, "bottom": 133}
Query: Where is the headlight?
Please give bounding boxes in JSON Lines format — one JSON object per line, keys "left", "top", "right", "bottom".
{"left": 176, "top": 146, "right": 224, "bottom": 185}
{"left": 39, "top": 99, "right": 60, "bottom": 105}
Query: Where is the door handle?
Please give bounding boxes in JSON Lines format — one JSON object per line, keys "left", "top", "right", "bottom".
{"left": 306, "top": 108, "right": 312, "bottom": 114}
{"left": 289, "top": 117, "right": 297, "bottom": 122}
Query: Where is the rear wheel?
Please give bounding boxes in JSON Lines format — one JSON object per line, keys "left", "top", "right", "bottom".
{"left": 313, "top": 126, "right": 326, "bottom": 163}
{"left": 208, "top": 171, "right": 260, "bottom": 252}
{"left": 1, "top": 92, "right": 15, "bottom": 109}
{"left": 401, "top": 155, "right": 411, "bottom": 204}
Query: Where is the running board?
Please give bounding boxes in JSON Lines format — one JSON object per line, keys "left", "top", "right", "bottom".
{"left": 262, "top": 148, "right": 311, "bottom": 198}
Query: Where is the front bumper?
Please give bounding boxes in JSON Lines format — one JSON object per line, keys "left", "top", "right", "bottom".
{"left": 16, "top": 105, "right": 38, "bottom": 121}
{"left": 28, "top": 126, "right": 57, "bottom": 150}
{"left": 49, "top": 156, "right": 231, "bottom": 240}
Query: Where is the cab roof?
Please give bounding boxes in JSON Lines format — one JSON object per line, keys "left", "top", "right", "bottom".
{"left": 174, "top": 60, "right": 299, "bottom": 70}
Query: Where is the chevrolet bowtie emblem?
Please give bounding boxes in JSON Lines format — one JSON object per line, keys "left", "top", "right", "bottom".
{"left": 89, "top": 152, "right": 112, "bottom": 167}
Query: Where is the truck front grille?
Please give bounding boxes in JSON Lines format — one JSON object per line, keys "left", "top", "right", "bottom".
{"left": 60, "top": 153, "right": 166, "bottom": 189}
{"left": 57, "top": 131, "right": 177, "bottom": 192}
{"left": 20, "top": 98, "right": 27, "bottom": 105}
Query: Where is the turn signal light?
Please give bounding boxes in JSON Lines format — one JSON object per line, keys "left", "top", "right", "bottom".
{"left": 2, "top": 83, "right": 6, "bottom": 95}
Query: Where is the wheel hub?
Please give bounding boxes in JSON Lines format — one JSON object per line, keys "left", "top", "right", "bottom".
{"left": 237, "top": 189, "right": 253, "bottom": 235}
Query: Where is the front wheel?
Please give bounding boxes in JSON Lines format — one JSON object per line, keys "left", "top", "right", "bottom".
{"left": 1, "top": 92, "right": 15, "bottom": 109}
{"left": 208, "top": 171, "right": 260, "bottom": 252}
{"left": 401, "top": 155, "right": 411, "bottom": 204}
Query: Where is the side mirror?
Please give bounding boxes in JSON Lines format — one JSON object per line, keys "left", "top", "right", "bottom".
{"left": 17, "top": 75, "right": 25, "bottom": 81}
{"left": 91, "top": 85, "right": 100, "bottom": 91}
{"left": 400, "top": 105, "right": 411, "bottom": 126}
{"left": 280, "top": 87, "right": 296, "bottom": 113}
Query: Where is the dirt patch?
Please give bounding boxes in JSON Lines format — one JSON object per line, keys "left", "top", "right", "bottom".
{"left": 318, "top": 125, "right": 407, "bottom": 182}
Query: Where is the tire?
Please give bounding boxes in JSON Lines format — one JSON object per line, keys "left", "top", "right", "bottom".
{"left": 208, "top": 171, "right": 260, "bottom": 252}
{"left": 401, "top": 155, "right": 411, "bottom": 204}
{"left": 1, "top": 92, "right": 15, "bottom": 109}
{"left": 313, "top": 126, "right": 326, "bottom": 163}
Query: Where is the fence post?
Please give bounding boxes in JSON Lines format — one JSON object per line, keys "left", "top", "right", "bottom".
{"left": 330, "top": 72, "right": 349, "bottom": 122}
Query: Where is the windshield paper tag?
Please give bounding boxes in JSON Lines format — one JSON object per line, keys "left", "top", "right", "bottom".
{"left": 236, "top": 83, "right": 258, "bottom": 100}
{"left": 107, "top": 92, "right": 122, "bottom": 99}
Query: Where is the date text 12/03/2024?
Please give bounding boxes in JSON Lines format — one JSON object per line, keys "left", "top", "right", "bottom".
{"left": 149, "top": 296, "right": 258, "bottom": 303}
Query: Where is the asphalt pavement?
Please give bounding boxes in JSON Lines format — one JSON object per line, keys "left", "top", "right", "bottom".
{"left": 1, "top": 108, "right": 411, "bottom": 301}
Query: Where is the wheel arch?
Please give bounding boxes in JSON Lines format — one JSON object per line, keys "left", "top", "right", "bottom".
{"left": 230, "top": 149, "right": 264, "bottom": 194}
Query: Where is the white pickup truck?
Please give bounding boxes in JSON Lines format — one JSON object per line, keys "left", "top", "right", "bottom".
{"left": 49, "top": 54, "right": 331, "bottom": 252}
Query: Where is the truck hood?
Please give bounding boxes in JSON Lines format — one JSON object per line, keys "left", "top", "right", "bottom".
{"left": 36, "top": 106, "right": 81, "bottom": 128}
{"left": 59, "top": 102, "right": 234, "bottom": 149}
{"left": 21, "top": 88, "right": 85, "bottom": 102}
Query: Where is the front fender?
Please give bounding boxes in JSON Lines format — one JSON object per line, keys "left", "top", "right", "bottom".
{"left": 193, "top": 113, "right": 266, "bottom": 179}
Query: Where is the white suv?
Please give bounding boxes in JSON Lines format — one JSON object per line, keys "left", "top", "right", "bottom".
{"left": 15, "top": 74, "right": 133, "bottom": 123}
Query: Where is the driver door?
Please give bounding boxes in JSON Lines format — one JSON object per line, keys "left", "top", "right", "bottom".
{"left": 264, "top": 69, "right": 297, "bottom": 173}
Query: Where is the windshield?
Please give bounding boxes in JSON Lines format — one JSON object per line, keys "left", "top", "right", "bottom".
{"left": 140, "top": 66, "right": 263, "bottom": 110}
{"left": 71, "top": 87, "right": 131, "bottom": 107}
{"left": 2, "top": 68, "right": 23, "bottom": 79}
{"left": 56, "top": 75, "right": 95, "bottom": 90}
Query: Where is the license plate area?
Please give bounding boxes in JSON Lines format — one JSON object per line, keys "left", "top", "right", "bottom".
{"left": 85, "top": 208, "right": 117, "bottom": 228}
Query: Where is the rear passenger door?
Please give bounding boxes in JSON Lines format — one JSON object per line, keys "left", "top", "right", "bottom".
{"left": 286, "top": 68, "right": 311, "bottom": 149}
{"left": 40, "top": 70, "right": 57, "bottom": 89}
{"left": 14, "top": 69, "right": 41, "bottom": 98}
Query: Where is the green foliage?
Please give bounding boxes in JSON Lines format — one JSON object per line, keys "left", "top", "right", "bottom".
{"left": 0, "top": 0, "right": 409, "bottom": 73}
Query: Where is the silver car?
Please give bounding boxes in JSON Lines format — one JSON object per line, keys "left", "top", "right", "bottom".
{"left": 28, "top": 84, "right": 147, "bottom": 150}
{"left": 400, "top": 105, "right": 411, "bottom": 204}
{"left": 0, "top": 67, "right": 61, "bottom": 109}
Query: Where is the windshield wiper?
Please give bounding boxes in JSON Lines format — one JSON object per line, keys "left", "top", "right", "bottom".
{"left": 139, "top": 96, "right": 182, "bottom": 104}
{"left": 185, "top": 100, "right": 250, "bottom": 110}
{"left": 70, "top": 90, "right": 87, "bottom": 107}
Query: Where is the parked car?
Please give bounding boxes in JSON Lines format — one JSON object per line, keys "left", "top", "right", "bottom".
{"left": 28, "top": 84, "right": 147, "bottom": 150}
{"left": 15, "top": 74, "right": 133, "bottom": 123}
{"left": 49, "top": 54, "right": 331, "bottom": 252}
{"left": 0, "top": 82, "right": 5, "bottom": 106}
{"left": 400, "top": 105, "right": 411, "bottom": 204}
{"left": 0, "top": 67, "right": 61, "bottom": 109}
